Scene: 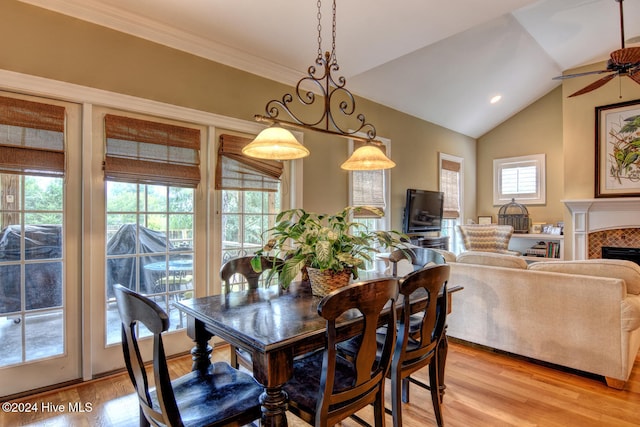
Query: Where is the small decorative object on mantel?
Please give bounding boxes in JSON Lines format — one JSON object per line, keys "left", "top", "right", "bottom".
{"left": 498, "top": 198, "right": 530, "bottom": 234}
{"left": 250, "top": 206, "right": 406, "bottom": 297}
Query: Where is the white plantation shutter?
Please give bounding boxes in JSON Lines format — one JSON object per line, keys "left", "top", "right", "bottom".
{"left": 493, "top": 154, "right": 545, "bottom": 205}
{"left": 501, "top": 165, "right": 537, "bottom": 195}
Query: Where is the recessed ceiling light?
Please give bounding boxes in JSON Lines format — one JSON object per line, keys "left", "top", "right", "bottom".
{"left": 490, "top": 95, "right": 502, "bottom": 104}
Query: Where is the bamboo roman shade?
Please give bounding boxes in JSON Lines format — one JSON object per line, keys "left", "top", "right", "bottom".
{"left": 351, "top": 141, "right": 386, "bottom": 217}
{"left": 0, "top": 96, "right": 66, "bottom": 177}
{"left": 216, "top": 134, "right": 283, "bottom": 192}
{"left": 441, "top": 158, "right": 461, "bottom": 218}
{"left": 103, "top": 114, "right": 201, "bottom": 188}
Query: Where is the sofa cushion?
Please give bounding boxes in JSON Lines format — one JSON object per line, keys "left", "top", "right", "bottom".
{"left": 456, "top": 251, "right": 528, "bottom": 269}
{"left": 528, "top": 259, "right": 640, "bottom": 295}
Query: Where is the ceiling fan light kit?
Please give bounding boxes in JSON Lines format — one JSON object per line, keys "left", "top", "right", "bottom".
{"left": 553, "top": 0, "right": 640, "bottom": 97}
{"left": 243, "top": 0, "right": 394, "bottom": 170}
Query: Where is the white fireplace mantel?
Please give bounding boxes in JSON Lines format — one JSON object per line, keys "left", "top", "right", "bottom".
{"left": 563, "top": 198, "right": 640, "bottom": 260}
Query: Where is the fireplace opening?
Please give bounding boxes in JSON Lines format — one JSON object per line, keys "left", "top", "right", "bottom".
{"left": 601, "top": 246, "right": 640, "bottom": 266}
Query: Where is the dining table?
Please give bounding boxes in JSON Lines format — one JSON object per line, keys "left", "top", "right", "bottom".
{"left": 174, "top": 277, "right": 462, "bottom": 427}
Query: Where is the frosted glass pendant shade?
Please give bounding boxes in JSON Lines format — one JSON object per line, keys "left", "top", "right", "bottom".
{"left": 242, "top": 125, "right": 309, "bottom": 160}
{"left": 340, "top": 144, "right": 396, "bottom": 170}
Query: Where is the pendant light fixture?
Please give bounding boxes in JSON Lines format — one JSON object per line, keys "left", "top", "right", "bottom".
{"left": 241, "top": 124, "right": 310, "bottom": 160}
{"left": 242, "top": 0, "right": 395, "bottom": 170}
{"left": 340, "top": 143, "right": 396, "bottom": 170}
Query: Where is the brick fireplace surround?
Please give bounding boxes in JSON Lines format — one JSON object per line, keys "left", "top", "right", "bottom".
{"left": 564, "top": 198, "right": 640, "bottom": 260}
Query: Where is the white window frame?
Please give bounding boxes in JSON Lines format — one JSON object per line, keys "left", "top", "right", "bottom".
{"left": 493, "top": 154, "right": 545, "bottom": 205}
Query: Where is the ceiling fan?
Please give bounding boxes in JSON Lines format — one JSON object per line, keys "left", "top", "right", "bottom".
{"left": 553, "top": 0, "right": 640, "bottom": 97}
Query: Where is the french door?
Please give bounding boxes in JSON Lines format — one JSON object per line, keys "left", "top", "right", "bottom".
{"left": 88, "top": 107, "right": 201, "bottom": 375}
{"left": 0, "top": 93, "right": 82, "bottom": 397}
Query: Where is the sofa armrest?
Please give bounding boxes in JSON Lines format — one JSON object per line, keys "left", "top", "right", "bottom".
{"left": 622, "top": 295, "right": 640, "bottom": 332}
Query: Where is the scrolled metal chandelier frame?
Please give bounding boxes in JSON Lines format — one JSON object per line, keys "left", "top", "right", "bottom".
{"left": 245, "top": 0, "right": 395, "bottom": 170}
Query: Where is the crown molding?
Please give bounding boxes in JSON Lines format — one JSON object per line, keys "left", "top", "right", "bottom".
{"left": 0, "top": 68, "right": 261, "bottom": 134}
{"left": 17, "top": 0, "right": 302, "bottom": 87}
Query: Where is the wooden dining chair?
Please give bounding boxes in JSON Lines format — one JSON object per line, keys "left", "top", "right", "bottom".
{"left": 389, "top": 264, "right": 450, "bottom": 427}
{"left": 282, "top": 278, "right": 399, "bottom": 427}
{"left": 220, "top": 255, "right": 283, "bottom": 294}
{"left": 113, "top": 284, "right": 263, "bottom": 427}
{"left": 220, "top": 255, "right": 284, "bottom": 370}
{"left": 388, "top": 247, "right": 447, "bottom": 338}
{"left": 337, "top": 264, "right": 450, "bottom": 427}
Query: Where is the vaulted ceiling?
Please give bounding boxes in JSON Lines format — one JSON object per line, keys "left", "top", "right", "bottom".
{"left": 19, "top": 0, "right": 640, "bottom": 138}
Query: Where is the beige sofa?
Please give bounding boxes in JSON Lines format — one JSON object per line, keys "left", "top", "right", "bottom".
{"left": 443, "top": 251, "right": 640, "bottom": 389}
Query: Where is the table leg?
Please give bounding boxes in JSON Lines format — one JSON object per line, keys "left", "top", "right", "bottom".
{"left": 187, "top": 317, "right": 212, "bottom": 374}
{"left": 253, "top": 350, "right": 292, "bottom": 427}
{"left": 439, "top": 287, "right": 462, "bottom": 401}
{"left": 259, "top": 387, "right": 289, "bottom": 427}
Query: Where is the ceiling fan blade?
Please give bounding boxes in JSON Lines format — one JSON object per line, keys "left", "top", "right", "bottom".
{"left": 552, "top": 69, "right": 610, "bottom": 80}
{"left": 610, "top": 47, "right": 640, "bottom": 66}
{"left": 628, "top": 68, "right": 640, "bottom": 85}
{"left": 568, "top": 73, "right": 617, "bottom": 97}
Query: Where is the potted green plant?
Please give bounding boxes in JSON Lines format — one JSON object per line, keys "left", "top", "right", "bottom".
{"left": 251, "top": 206, "right": 407, "bottom": 296}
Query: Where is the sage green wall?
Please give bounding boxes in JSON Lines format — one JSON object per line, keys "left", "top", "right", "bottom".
{"left": 477, "top": 87, "right": 564, "bottom": 225}
{"left": 0, "top": 0, "right": 476, "bottom": 231}
{"left": 477, "top": 61, "right": 640, "bottom": 259}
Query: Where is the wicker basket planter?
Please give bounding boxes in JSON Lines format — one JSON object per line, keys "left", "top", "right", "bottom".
{"left": 306, "top": 267, "right": 351, "bottom": 297}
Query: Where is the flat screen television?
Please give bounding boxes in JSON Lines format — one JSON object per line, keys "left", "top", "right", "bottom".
{"left": 402, "top": 189, "right": 444, "bottom": 234}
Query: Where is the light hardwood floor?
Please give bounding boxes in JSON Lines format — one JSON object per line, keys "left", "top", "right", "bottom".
{"left": 1, "top": 341, "right": 639, "bottom": 427}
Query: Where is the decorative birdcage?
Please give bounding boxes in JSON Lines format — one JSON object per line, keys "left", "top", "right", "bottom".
{"left": 498, "top": 198, "right": 530, "bottom": 233}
